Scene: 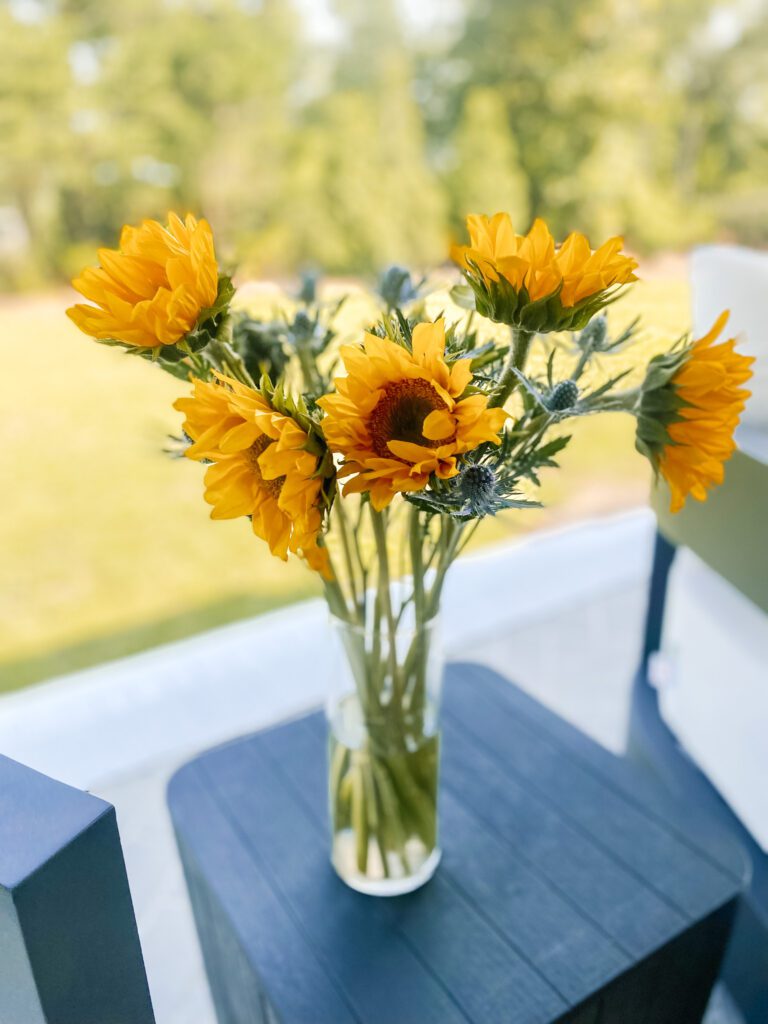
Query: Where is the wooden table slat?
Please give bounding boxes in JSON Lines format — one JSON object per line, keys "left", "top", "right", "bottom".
{"left": 451, "top": 663, "right": 748, "bottom": 882}
{"left": 444, "top": 674, "right": 740, "bottom": 917}
{"left": 441, "top": 720, "right": 687, "bottom": 958}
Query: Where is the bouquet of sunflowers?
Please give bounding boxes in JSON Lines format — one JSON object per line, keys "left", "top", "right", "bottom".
{"left": 68, "top": 211, "right": 752, "bottom": 895}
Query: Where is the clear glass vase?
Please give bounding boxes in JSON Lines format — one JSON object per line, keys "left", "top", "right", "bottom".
{"left": 326, "top": 610, "right": 444, "bottom": 896}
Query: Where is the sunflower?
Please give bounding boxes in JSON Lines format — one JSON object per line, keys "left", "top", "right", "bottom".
{"left": 317, "top": 319, "right": 507, "bottom": 510}
{"left": 174, "top": 374, "right": 331, "bottom": 575}
{"left": 67, "top": 213, "right": 220, "bottom": 349}
{"left": 451, "top": 213, "right": 638, "bottom": 333}
{"left": 636, "top": 311, "right": 753, "bottom": 513}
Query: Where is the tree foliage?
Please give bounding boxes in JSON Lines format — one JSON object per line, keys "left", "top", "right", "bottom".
{"left": 1, "top": 0, "right": 766, "bottom": 288}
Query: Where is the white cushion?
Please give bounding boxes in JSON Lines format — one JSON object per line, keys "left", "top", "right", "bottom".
{"left": 656, "top": 548, "right": 768, "bottom": 851}
{"left": 691, "top": 245, "right": 768, "bottom": 430}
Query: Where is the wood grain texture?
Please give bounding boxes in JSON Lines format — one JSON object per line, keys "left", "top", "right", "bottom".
{"left": 168, "top": 663, "right": 748, "bottom": 1024}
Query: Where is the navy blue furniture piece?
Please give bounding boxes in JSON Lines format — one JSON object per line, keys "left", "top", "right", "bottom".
{"left": 169, "top": 662, "right": 748, "bottom": 1024}
{"left": 629, "top": 450, "right": 768, "bottom": 1022}
{"left": 0, "top": 755, "right": 155, "bottom": 1024}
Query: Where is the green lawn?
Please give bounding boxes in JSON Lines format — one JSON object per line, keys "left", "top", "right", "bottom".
{"left": 0, "top": 272, "right": 689, "bottom": 693}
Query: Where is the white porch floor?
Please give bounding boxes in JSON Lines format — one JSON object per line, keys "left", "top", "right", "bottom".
{"left": 0, "top": 509, "right": 743, "bottom": 1024}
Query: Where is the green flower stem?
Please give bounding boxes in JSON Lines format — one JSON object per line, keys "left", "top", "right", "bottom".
{"left": 452, "top": 518, "right": 480, "bottom": 562}
{"left": 600, "top": 387, "right": 642, "bottom": 413}
{"left": 331, "top": 735, "right": 438, "bottom": 880}
{"left": 404, "top": 505, "right": 429, "bottom": 732}
{"left": 329, "top": 504, "right": 449, "bottom": 885}
{"left": 207, "top": 338, "right": 254, "bottom": 386}
{"left": 513, "top": 412, "right": 555, "bottom": 466}
{"left": 489, "top": 327, "right": 533, "bottom": 408}
{"left": 573, "top": 343, "right": 593, "bottom": 381}
{"left": 361, "top": 753, "right": 390, "bottom": 877}
{"left": 322, "top": 549, "right": 353, "bottom": 623}
{"left": 371, "top": 758, "right": 410, "bottom": 869}
{"left": 426, "top": 516, "right": 462, "bottom": 617}
{"left": 399, "top": 514, "right": 462, "bottom": 731}
{"left": 350, "top": 759, "right": 369, "bottom": 873}
{"left": 295, "top": 338, "right": 324, "bottom": 396}
{"left": 370, "top": 508, "right": 402, "bottom": 699}
{"left": 383, "top": 749, "right": 437, "bottom": 847}
{"left": 409, "top": 506, "right": 426, "bottom": 626}
{"left": 185, "top": 351, "right": 209, "bottom": 378}
{"left": 334, "top": 493, "right": 363, "bottom": 620}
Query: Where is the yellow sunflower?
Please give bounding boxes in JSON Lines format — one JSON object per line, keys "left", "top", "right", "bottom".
{"left": 317, "top": 319, "right": 507, "bottom": 510}
{"left": 174, "top": 374, "right": 331, "bottom": 575}
{"left": 67, "top": 212, "right": 220, "bottom": 349}
{"left": 636, "top": 312, "right": 753, "bottom": 513}
{"left": 451, "top": 213, "right": 638, "bottom": 332}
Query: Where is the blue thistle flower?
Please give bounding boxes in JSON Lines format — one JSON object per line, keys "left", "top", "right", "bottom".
{"left": 296, "top": 270, "right": 319, "bottom": 305}
{"left": 459, "top": 463, "right": 499, "bottom": 515}
{"left": 545, "top": 379, "right": 579, "bottom": 412}
{"left": 291, "top": 310, "right": 313, "bottom": 337}
{"left": 578, "top": 315, "right": 608, "bottom": 351}
{"left": 378, "top": 265, "right": 421, "bottom": 309}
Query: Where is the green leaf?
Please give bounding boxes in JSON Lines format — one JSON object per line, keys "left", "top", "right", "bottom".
{"left": 449, "top": 284, "right": 476, "bottom": 310}
{"left": 157, "top": 357, "right": 194, "bottom": 381}
{"left": 531, "top": 434, "right": 572, "bottom": 462}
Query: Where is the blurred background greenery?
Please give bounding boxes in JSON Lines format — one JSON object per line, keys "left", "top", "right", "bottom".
{"left": 1, "top": 0, "right": 766, "bottom": 689}
{"left": 2, "top": 0, "right": 768, "bottom": 287}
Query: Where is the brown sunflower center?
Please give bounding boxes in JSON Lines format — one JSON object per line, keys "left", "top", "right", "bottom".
{"left": 368, "top": 378, "right": 450, "bottom": 459}
{"left": 246, "top": 434, "right": 284, "bottom": 499}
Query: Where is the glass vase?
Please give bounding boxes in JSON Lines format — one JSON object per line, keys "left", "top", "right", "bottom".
{"left": 326, "top": 610, "right": 444, "bottom": 896}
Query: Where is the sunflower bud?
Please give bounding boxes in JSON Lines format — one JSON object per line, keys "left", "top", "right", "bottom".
{"left": 67, "top": 213, "right": 232, "bottom": 355}
{"left": 451, "top": 213, "right": 637, "bottom": 334}
{"left": 635, "top": 312, "right": 753, "bottom": 512}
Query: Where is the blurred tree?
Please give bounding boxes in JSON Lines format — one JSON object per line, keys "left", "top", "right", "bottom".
{"left": 255, "top": 0, "right": 446, "bottom": 273}
{"left": 0, "top": 7, "right": 74, "bottom": 285}
{"left": 1, "top": 0, "right": 768, "bottom": 287}
{"left": 446, "top": 87, "right": 529, "bottom": 233}
{"left": 441, "top": 0, "right": 768, "bottom": 248}
{"left": 440, "top": 0, "right": 612, "bottom": 234}
{"left": 1, "top": 0, "right": 299, "bottom": 283}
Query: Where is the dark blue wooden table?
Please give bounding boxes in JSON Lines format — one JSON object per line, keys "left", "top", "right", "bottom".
{"left": 168, "top": 664, "right": 748, "bottom": 1024}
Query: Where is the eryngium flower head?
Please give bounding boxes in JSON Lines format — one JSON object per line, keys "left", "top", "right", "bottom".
{"left": 459, "top": 463, "right": 498, "bottom": 515}
{"left": 636, "top": 312, "right": 753, "bottom": 512}
{"left": 405, "top": 455, "right": 540, "bottom": 520}
{"left": 296, "top": 269, "right": 319, "bottom": 305}
{"left": 545, "top": 380, "right": 579, "bottom": 412}
{"left": 577, "top": 315, "right": 608, "bottom": 351}
{"left": 451, "top": 213, "right": 638, "bottom": 333}
{"left": 67, "top": 213, "right": 222, "bottom": 349}
{"left": 377, "top": 265, "right": 422, "bottom": 309}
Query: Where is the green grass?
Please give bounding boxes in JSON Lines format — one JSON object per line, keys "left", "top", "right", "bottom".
{"left": 0, "top": 273, "right": 689, "bottom": 693}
